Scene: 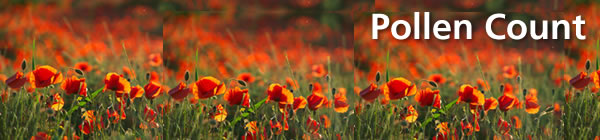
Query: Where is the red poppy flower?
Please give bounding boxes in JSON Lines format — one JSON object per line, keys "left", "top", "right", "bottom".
{"left": 306, "top": 117, "right": 320, "bottom": 133}
{"left": 103, "top": 73, "right": 131, "bottom": 95}
{"left": 148, "top": 53, "right": 162, "bottom": 67}
{"left": 457, "top": 84, "right": 485, "bottom": 106}
{"left": 384, "top": 77, "right": 417, "bottom": 100}
{"left": 266, "top": 84, "right": 293, "bottom": 104}
{"left": 48, "top": 93, "right": 64, "bottom": 111}
{"left": 334, "top": 89, "right": 349, "bottom": 113}
{"left": 293, "top": 96, "right": 307, "bottom": 111}
{"left": 484, "top": 97, "right": 498, "bottom": 112}
{"left": 5, "top": 71, "right": 27, "bottom": 89}
{"left": 503, "top": 65, "right": 518, "bottom": 78}
{"left": 31, "top": 132, "right": 50, "bottom": 140}
{"left": 570, "top": 72, "right": 591, "bottom": 89}
{"left": 312, "top": 64, "right": 326, "bottom": 77}
{"left": 307, "top": 92, "right": 327, "bottom": 110}
{"left": 497, "top": 118, "right": 511, "bottom": 135}
{"left": 359, "top": 83, "right": 382, "bottom": 102}
{"left": 61, "top": 76, "right": 87, "bottom": 96}
{"left": 29, "top": 65, "right": 63, "bottom": 88}
{"left": 414, "top": 88, "right": 441, "bottom": 108}
{"left": 525, "top": 89, "right": 540, "bottom": 114}
{"left": 401, "top": 105, "right": 418, "bottom": 123}
{"left": 320, "top": 115, "right": 330, "bottom": 128}
{"left": 168, "top": 82, "right": 191, "bottom": 101}
{"left": 144, "top": 81, "right": 163, "bottom": 100}
{"left": 498, "top": 93, "right": 518, "bottom": 112}
{"left": 224, "top": 87, "right": 250, "bottom": 107}
{"left": 74, "top": 62, "right": 91, "bottom": 72}
{"left": 212, "top": 104, "right": 227, "bottom": 122}
{"left": 433, "top": 122, "right": 449, "bottom": 140}
{"left": 428, "top": 74, "right": 446, "bottom": 84}
{"left": 129, "top": 85, "right": 144, "bottom": 100}
{"left": 509, "top": 116, "right": 521, "bottom": 130}
{"left": 237, "top": 73, "right": 255, "bottom": 83}
{"left": 191, "top": 76, "right": 226, "bottom": 99}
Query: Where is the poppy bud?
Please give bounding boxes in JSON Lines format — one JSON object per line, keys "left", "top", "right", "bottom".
{"left": 237, "top": 80, "right": 247, "bottom": 87}
{"left": 21, "top": 59, "right": 27, "bottom": 70}
{"left": 290, "top": 89, "right": 294, "bottom": 93}
{"left": 146, "top": 72, "right": 150, "bottom": 81}
{"left": 326, "top": 74, "right": 330, "bottom": 82}
{"left": 500, "top": 85, "right": 505, "bottom": 93}
{"left": 517, "top": 76, "right": 521, "bottom": 83}
{"left": 332, "top": 88, "right": 336, "bottom": 94}
{"left": 375, "top": 71, "right": 381, "bottom": 82}
{"left": 552, "top": 89, "right": 555, "bottom": 95}
{"left": 522, "top": 89, "right": 528, "bottom": 96}
{"left": 586, "top": 59, "right": 591, "bottom": 71}
{"left": 184, "top": 70, "right": 190, "bottom": 81}
{"left": 428, "top": 81, "right": 438, "bottom": 88}
{"left": 75, "top": 69, "right": 84, "bottom": 76}
{"left": 309, "top": 84, "right": 313, "bottom": 92}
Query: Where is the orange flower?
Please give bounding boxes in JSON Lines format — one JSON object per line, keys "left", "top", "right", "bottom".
{"left": 79, "top": 110, "right": 96, "bottom": 135}
{"left": 428, "top": 74, "right": 446, "bottom": 84}
{"left": 457, "top": 85, "right": 484, "bottom": 106}
{"left": 103, "top": 73, "right": 131, "bottom": 95}
{"left": 237, "top": 73, "right": 255, "bottom": 83}
{"left": 401, "top": 105, "right": 418, "bottom": 123}
{"left": 168, "top": 82, "right": 190, "bottom": 101}
{"left": 293, "top": 96, "right": 307, "bottom": 111}
{"left": 359, "top": 83, "right": 382, "bottom": 102}
{"left": 144, "top": 81, "right": 163, "bottom": 100}
{"left": 224, "top": 87, "right": 250, "bottom": 107}
{"left": 266, "top": 84, "right": 294, "bottom": 104}
{"left": 191, "top": 76, "right": 226, "bottom": 99}
{"left": 29, "top": 65, "right": 63, "bottom": 88}
{"left": 525, "top": 89, "right": 540, "bottom": 114}
{"left": 5, "top": 71, "right": 28, "bottom": 89}
{"left": 498, "top": 92, "right": 518, "bottom": 112}
{"left": 307, "top": 92, "right": 327, "bottom": 111}
{"left": 212, "top": 104, "right": 227, "bottom": 122}
{"left": 48, "top": 93, "right": 64, "bottom": 111}
{"left": 312, "top": 64, "right": 326, "bottom": 77}
{"left": 129, "top": 85, "right": 144, "bottom": 100}
{"left": 320, "top": 115, "right": 330, "bottom": 128}
{"left": 591, "top": 70, "right": 600, "bottom": 88}
{"left": 476, "top": 79, "right": 490, "bottom": 91}
{"left": 286, "top": 77, "right": 299, "bottom": 90}
{"left": 148, "top": 53, "right": 162, "bottom": 66}
{"left": 384, "top": 77, "right": 417, "bottom": 100}
{"left": 484, "top": 97, "right": 498, "bottom": 112}
{"left": 61, "top": 76, "right": 87, "bottom": 96}
{"left": 433, "top": 122, "right": 449, "bottom": 140}
{"left": 511, "top": 116, "right": 522, "bottom": 129}
{"left": 503, "top": 65, "right": 518, "bottom": 78}
{"left": 414, "top": 88, "right": 441, "bottom": 108}
{"left": 334, "top": 90, "right": 349, "bottom": 113}
{"left": 570, "top": 72, "right": 591, "bottom": 89}
{"left": 74, "top": 62, "right": 91, "bottom": 72}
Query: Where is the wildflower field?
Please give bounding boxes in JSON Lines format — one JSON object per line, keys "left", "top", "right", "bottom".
{"left": 2, "top": 0, "right": 600, "bottom": 139}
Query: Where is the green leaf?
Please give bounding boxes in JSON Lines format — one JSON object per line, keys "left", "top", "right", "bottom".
{"left": 444, "top": 99, "right": 458, "bottom": 111}
{"left": 250, "top": 98, "right": 267, "bottom": 112}
{"left": 67, "top": 88, "right": 103, "bottom": 115}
